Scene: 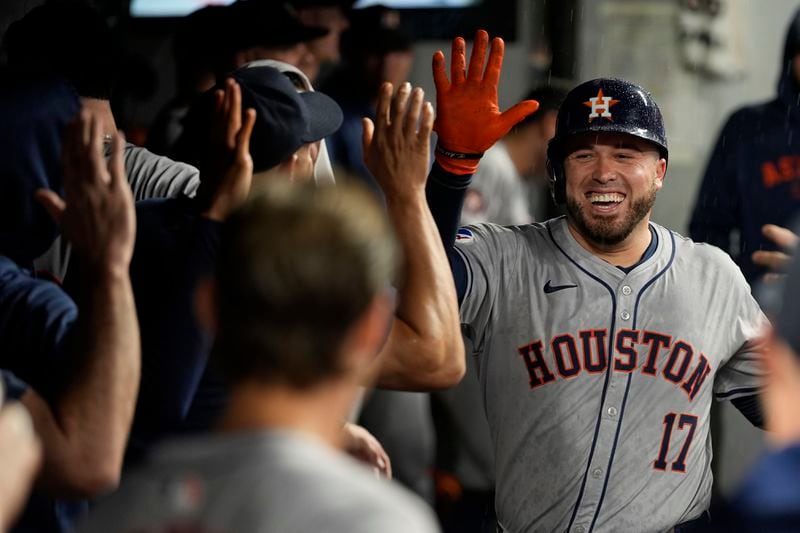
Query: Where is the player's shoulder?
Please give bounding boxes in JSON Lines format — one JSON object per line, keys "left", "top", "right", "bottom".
{"left": 456, "top": 219, "right": 550, "bottom": 245}
{"left": 667, "top": 226, "right": 748, "bottom": 279}
{"left": 261, "top": 435, "right": 440, "bottom": 532}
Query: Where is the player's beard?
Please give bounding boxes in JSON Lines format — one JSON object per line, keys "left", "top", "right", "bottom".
{"left": 566, "top": 180, "right": 658, "bottom": 247}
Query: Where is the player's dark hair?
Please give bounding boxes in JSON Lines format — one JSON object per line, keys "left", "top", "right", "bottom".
{"left": 214, "top": 181, "right": 399, "bottom": 388}
{"left": 173, "top": 5, "right": 228, "bottom": 97}
{"left": 3, "top": 0, "right": 118, "bottom": 100}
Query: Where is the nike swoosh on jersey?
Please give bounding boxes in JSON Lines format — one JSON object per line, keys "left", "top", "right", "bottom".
{"left": 543, "top": 280, "right": 578, "bottom": 294}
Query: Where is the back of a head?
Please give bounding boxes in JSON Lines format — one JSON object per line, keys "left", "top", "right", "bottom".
{"left": 173, "top": 5, "right": 230, "bottom": 94}
{"left": 221, "top": 1, "right": 328, "bottom": 67}
{"left": 340, "top": 6, "right": 412, "bottom": 62}
{"left": 215, "top": 180, "right": 399, "bottom": 388}
{"left": 4, "top": 0, "right": 118, "bottom": 100}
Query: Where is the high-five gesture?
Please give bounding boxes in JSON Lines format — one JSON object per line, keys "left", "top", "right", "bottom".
{"left": 432, "top": 29, "right": 539, "bottom": 175}
{"left": 31, "top": 106, "right": 140, "bottom": 498}
{"left": 202, "top": 79, "right": 257, "bottom": 222}
{"left": 360, "top": 80, "right": 465, "bottom": 390}
{"left": 363, "top": 81, "right": 434, "bottom": 199}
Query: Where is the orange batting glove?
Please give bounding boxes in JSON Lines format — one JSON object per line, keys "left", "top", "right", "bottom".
{"left": 433, "top": 29, "right": 540, "bottom": 175}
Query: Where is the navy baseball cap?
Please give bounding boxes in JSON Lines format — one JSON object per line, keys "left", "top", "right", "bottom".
{"left": 176, "top": 65, "right": 343, "bottom": 173}
{"left": 231, "top": 64, "right": 342, "bottom": 143}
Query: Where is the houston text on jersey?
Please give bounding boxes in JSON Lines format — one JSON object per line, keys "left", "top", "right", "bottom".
{"left": 517, "top": 329, "right": 712, "bottom": 400}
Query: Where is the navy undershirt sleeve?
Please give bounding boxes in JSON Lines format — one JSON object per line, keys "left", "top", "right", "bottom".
{"left": 731, "top": 394, "right": 764, "bottom": 428}
{"left": 426, "top": 162, "right": 472, "bottom": 302}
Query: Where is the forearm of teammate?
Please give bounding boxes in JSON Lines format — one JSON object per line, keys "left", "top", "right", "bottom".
{"left": 25, "top": 270, "right": 138, "bottom": 496}
{"left": 426, "top": 30, "right": 537, "bottom": 304}
{"left": 363, "top": 82, "right": 465, "bottom": 391}
{"left": 34, "top": 120, "right": 139, "bottom": 497}
{"left": 377, "top": 194, "right": 465, "bottom": 390}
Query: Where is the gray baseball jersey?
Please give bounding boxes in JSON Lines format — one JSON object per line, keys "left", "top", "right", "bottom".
{"left": 79, "top": 430, "right": 440, "bottom": 533}
{"left": 454, "top": 217, "right": 767, "bottom": 533}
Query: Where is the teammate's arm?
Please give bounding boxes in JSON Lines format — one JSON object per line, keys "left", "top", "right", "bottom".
{"left": 426, "top": 31, "right": 538, "bottom": 303}
{"left": 34, "top": 113, "right": 139, "bottom": 496}
{"left": 365, "top": 31, "right": 537, "bottom": 391}
{"left": 363, "top": 82, "right": 465, "bottom": 391}
{"left": 426, "top": 162, "right": 470, "bottom": 302}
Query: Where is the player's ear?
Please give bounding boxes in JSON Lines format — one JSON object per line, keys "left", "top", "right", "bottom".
{"left": 654, "top": 157, "right": 667, "bottom": 189}
{"left": 194, "top": 276, "right": 218, "bottom": 335}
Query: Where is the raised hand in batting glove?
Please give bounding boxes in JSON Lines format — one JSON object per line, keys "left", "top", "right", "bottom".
{"left": 433, "top": 29, "right": 539, "bottom": 175}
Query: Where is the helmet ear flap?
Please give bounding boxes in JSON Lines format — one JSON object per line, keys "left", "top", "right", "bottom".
{"left": 547, "top": 158, "right": 566, "bottom": 205}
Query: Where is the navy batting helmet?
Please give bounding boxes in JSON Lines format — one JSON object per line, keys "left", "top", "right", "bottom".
{"left": 546, "top": 78, "right": 668, "bottom": 204}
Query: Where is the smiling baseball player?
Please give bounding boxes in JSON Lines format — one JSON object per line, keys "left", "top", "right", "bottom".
{"left": 382, "top": 31, "right": 769, "bottom": 532}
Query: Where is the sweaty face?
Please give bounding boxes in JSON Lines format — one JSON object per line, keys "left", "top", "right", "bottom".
{"left": 563, "top": 132, "right": 665, "bottom": 247}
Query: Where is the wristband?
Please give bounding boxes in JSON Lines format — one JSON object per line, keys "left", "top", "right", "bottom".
{"left": 435, "top": 143, "right": 484, "bottom": 160}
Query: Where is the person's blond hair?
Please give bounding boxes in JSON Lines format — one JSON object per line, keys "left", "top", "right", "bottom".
{"left": 215, "top": 180, "right": 399, "bottom": 387}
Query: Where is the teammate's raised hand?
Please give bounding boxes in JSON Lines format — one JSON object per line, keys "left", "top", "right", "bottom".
{"left": 752, "top": 223, "right": 800, "bottom": 282}
{"left": 432, "top": 29, "right": 539, "bottom": 175}
{"left": 36, "top": 110, "right": 135, "bottom": 275}
{"left": 202, "top": 78, "right": 256, "bottom": 222}
{"left": 362, "top": 81, "right": 434, "bottom": 200}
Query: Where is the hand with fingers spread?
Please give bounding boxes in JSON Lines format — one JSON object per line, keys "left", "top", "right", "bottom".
{"left": 27, "top": 107, "right": 140, "bottom": 499}
{"left": 432, "top": 29, "right": 539, "bottom": 175}
{"left": 752, "top": 224, "right": 800, "bottom": 282}
{"left": 361, "top": 80, "right": 465, "bottom": 390}
{"left": 201, "top": 79, "right": 257, "bottom": 222}
{"left": 362, "top": 81, "right": 434, "bottom": 199}
{"left": 35, "top": 110, "right": 135, "bottom": 275}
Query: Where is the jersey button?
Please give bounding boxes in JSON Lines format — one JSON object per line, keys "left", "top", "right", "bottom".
{"left": 622, "top": 285, "right": 632, "bottom": 295}
{"left": 591, "top": 467, "right": 603, "bottom": 479}
{"left": 607, "top": 406, "right": 618, "bottom": 417}
{"left": 575, "top": 525, "right": 586, "bottom": 533}
{"left": 621, "top": 310, "right": 631, "bottom": 321}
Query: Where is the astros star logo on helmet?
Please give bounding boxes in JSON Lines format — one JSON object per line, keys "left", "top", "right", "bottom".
{"left": 583, "top": 88, "right": 620, "bottom": 123}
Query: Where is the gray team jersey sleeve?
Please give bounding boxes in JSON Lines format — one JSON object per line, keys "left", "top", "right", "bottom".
{"left": 123, "top": 144, "right": 200, "bottom": 201}
{"left": 710, "top": 248, "right": 770, "bottom": 400}
{"left": 34, "top": 145, "right": 201, "bottom": 280}
{"left": 455, "top": 223, "right": 523, "bottom": 350}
